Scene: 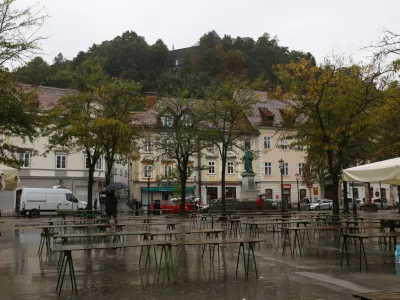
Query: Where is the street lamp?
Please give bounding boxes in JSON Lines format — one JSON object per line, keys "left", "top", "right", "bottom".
{"left": 279, "top": 159, "right": 284, "bottom": 213}
{"left": 295, "top": 173, "right": 301, "bottom": 212}
{"left": 145, "top": 165, "right": 153, "bottom": 215}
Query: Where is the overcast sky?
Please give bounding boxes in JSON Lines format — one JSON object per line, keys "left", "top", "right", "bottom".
{"left": 14, "top": 0, "right": 400, "bottom": 65}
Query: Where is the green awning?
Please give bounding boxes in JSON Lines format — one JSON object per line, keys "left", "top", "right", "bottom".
{"left": 140, "top": 186, "right": 195, "bottom": 192}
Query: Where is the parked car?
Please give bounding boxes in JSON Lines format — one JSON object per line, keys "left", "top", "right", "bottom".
{"left": 372, "top": 198, "right": 391, "bottom": 210}
{"left": 149, "top": 200, "right": 189, "bottom": 213}
{"left": 169, "top": 197, "right": 203, "bottom": 211}
{"left": 200, "top": 198, "right": 238, "bottom": 213}
{"left": 309, "top": 199, "right": 332, "bottom": 211}
{"left": 354, "top": 199, "right": 364, "bottom": 210}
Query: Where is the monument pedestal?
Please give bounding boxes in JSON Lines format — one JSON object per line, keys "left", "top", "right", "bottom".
{"left": 241, "top": 172, "right": 259, "bottom": 201}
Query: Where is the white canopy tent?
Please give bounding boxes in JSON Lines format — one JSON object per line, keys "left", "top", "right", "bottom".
{"left": 342, "top": 158, "right": 400, "bottom": 185}
{"left": 0, "top": 165, "right": 19, "bottom": 192}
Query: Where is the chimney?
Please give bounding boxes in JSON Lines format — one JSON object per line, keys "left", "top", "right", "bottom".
{"left": 145, "top": 92, "right": 157, "bottom": 110}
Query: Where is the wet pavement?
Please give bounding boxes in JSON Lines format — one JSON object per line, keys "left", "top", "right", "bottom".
{"left": 0, "top": 212, "right": 399, "bottom": 300}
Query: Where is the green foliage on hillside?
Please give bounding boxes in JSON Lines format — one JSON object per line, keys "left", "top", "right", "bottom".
{"left": 13, "top": 30, "right": 315, "bottom": 96}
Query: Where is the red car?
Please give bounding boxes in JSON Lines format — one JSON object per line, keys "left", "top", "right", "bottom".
{"left": 149, "top": 200, "right": 189, "bottom": 213}
{"left": 170, "top": 197, "right": 203, "bottom": 211}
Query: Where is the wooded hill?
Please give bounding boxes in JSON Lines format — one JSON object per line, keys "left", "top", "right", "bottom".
{"left": 13, "top": 30, "right": 315, "bottom": 97}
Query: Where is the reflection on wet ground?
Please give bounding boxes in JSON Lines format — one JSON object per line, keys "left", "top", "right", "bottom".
{"left": 0, "top": 213, "right": 399, "bottom": 300}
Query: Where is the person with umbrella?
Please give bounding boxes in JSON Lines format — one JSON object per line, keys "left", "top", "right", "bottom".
{"left": 105, "top": 190, "right": 118, "bottom": 224}
{"left": 103, "top": 182, "right": 128, "bottom": 225}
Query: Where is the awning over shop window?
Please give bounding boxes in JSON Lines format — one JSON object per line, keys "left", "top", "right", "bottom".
{"left": 140, "top": 186, "right": 195, "bottom": 192}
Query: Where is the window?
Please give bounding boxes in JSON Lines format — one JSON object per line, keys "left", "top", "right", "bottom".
{"left": 265, "top": 188, "right": 273, "bottom": 199}
{"left": 164, "top": 165, "right": 172, "bottom": 177}
{"left": 56, "top": 154, "right": 67, "bottom": 169}
{"left": 353, "top": 188, "right": 359, "bottom": 199}
{"left": 114, "top": 167, "right": 118, "bottom": 175}
{"left": 227, "top": 162, "right": 234, "bottom": 174}
{"left": 182, "top": 114, "right": 193, "bottom": 127}
{"left": 264, "top": 162, "right": 272, "bottom": 175}
{"left": 298, "top": 163, "right": 304, "bottom": 176}
{"left": 19, "top": 153, "right": 30, "bottom": 168}
{"left": 65, "top": 193, "right": 78, "bottom": 203}
{"left": 143, "top": 138, "right": 152, "bottom": 152}
{"left": 85, "top": 157, "right": 102, "bottom": 170}
{"left": 208, "top": 161, "right": 215, "bottom": 174}
{"left": 300, "top": 189, "right": 307, "bottom": 199}
{"left": 206, "top": 143, "right": 214, "bottom": 152}
{"left": 166, "top": 140, "right": 174, "bottom": 152}
{"left": 120, "top": 169, "right": 123, "bottom": 176}
{"left": 381, "top": 188, "right": 387, "bottom": 199}
{"left": 280, "top": 137, "right": 288, "bottom": 150}
{"left": 264, "top": 137, "right": 271, "bottom": 149}
{"left": 227, "top": 142, "right": 234, "bottom": 151}
{"left": 161, "top": 115, "right": 173, "bottom": 127}
{"left": 283, "top": 163, "right": 289, "bottom": 176}
{"left": 95, "top": 157, "right": 103, "bottom": 170}
{"left": 144, "top": 165, "right": 152, "bottom": 178}
{"left": 85, "top": 157, "right": 90, "bottom": 169}
{"left": 125, "top": 170, "right": 128, "bottom": 177}
{"left": 187, "top": 165, "right": 192, "bottom": 177}
{"left": 225, "top": 187, "right": 236, "bottom": 199}
{"left": 244, "top": 139, "right": 251, "bottom": 150}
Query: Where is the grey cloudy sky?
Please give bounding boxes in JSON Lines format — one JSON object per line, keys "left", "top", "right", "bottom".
{"left": 15, "top": 0, "right": 400, "bottom": 64}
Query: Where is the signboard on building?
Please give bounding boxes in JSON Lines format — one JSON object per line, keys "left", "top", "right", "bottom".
{"left": 313, "top": 187, "right": 319, "bottom": 196}
{"left": 282, "top": 184, "right": 291, "bottom": 189}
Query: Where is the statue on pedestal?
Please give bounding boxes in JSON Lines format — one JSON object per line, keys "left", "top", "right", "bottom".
{"left": 243, "top": 148, "right": 254, "bottom": 174}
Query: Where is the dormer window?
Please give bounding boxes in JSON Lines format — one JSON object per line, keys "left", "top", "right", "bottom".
{"left": 182, "top": 114, "right": 193, "bottom": 127}
{"left": 161, "top": 115, "right": 173, "bottom": 127}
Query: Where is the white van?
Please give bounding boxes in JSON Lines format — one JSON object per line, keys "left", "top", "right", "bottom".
{"left": 17, "top": 188, "right": 87, "bottom": 218}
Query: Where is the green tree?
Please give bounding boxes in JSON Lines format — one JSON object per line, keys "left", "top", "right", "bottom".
{"left": 0, "top": 0, "right": 47, "bottom": 65}
{"left": 14, "top": 56, "right": 50, "bottom": 85}
{"left": 0, "top": 0, "right": 47, "bottom": 166}
{"left": 0, "top": 73, "right": 40, "bottom": 166}
{"left": 199, "top": 78, "right": 260, "bottom": 213}
{"left": 96, "top": 78, "right": 143, "bottom": 186}
{"left": 152, "top": 93, "right": 206, "bottom": 213}
{"left": 46, "top": 59, "right": 106, "bottom": 209}
{"left": 275, "top": 58, "right": 383, "bottom": 217}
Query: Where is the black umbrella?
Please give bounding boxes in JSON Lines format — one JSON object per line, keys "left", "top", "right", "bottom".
{"left": 103, "top": 182, "right": 129, "bottom": 192}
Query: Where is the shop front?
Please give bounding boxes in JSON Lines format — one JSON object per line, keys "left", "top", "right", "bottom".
{"left": 140, "top": 186, "right": 195, "bottom": 206}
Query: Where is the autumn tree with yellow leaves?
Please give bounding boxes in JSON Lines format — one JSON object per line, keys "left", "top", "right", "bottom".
{"left": 274, "top": 58, "right": 383, "bottom": 216}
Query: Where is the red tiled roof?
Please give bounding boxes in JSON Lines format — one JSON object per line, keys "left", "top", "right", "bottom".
{"left": 18, "top": 84, "right": 74, "bottom": 109}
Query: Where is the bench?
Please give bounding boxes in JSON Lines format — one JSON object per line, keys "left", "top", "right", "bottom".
{"left": 341, "top": 233, "right": 400, "bottom": 271}
{"left": 353, "top": 290, "right": 400, "bottom": 299}
{"left": 280, "top": 225, "right": 381, "bottom": 257}
{"left": 54, "top": 231, "right": 150, "bottom": 244}
{"left": 50, "top": 237, "right": 262, "bottom": 296}
{"left": 36, "top": 223, "right": 127, "bottom": 254}
{"left": 51, "top": 240, "right": 175, "bottom": 296}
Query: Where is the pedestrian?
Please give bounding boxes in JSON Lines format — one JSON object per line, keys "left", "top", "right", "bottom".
{"left": 306, "top": 198, "right": 310, "bottom": 210}
{"left": 105, "top": 190, "right": 118, "bottom": 224}
{"left": 256, "top": 195, "right": 264, "bottom": 211}
{"left": 94, "top": 199, "right": 98, "bottom": 210}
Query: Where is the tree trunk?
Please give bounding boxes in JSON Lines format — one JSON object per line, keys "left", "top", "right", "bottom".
{"left": 87, "top": 166, "right": 94, "bottom": 210}
{"left": 332, "top": 172, "right": 340, "bottom": 219}
{"left": 180, "top": 181, "right": 186, "bottom": 215}
{"left": 105, "top": 158, "right": 113, "bottom": 186}
{"left": 397, "top": 185, "right": 400, "bottom": 213}
{"left": 343, "top": 181, "right": 349, "bottom": 212}
{"left": 180, "top": 160, "right": 188, "bottom": 215}
{"left": 221, "top": 149, "right": 227, "bottom": 215}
